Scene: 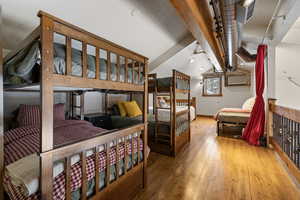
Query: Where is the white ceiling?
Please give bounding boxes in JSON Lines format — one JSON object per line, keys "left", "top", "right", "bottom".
{"left": 281, "top": 17, "right": 300, "bottom": 44}
{"left": 242, "top": 0, "right": 278, "bottom": 42}
{"left": 1, "top": 0, "right": 188, "bottom": 61}
{"left": 242, "top": 0, "right": 299, "bottom": 45}
{"left": 152, "top": 41, "right": 212, "bottom": 79}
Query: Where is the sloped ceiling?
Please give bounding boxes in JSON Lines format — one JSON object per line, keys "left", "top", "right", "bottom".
{"left": 152, "top": 41, "right": 212, "bottom": 79}
{"left": 282, "top": 17, "right": 300, "bottom": 44}
{"left": 1, "top": 0, "right": 188, "bottom": 61}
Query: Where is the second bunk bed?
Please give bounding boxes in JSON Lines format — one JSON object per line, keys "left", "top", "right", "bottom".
{"left": 2, "top": 11, "right": 148, "bottom": 200}
{"left": 148, "top": 70, "right": 195, "bottom": 156}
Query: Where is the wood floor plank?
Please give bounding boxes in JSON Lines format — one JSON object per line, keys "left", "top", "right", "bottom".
{"left": 134, "top": 117, "right": 300, "bottom": 200}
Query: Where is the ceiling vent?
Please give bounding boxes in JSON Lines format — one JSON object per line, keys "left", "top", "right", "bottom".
{"left": 236, "top": 0, "right": 256, "bottom": 24}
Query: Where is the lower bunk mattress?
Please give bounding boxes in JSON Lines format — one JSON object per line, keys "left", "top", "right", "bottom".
{"left": 4, "top": 120, "right": 146, "bottom": 200}
{"left": 148, "top": 106, "right": 196, "bottom": 122}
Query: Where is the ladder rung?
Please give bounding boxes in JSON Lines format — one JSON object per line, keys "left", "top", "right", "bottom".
{"left": 156, "top": 133, "right": 170, "bottom": 137}
{"left": 156, "top": 138, "right": 171, "bottom": 143}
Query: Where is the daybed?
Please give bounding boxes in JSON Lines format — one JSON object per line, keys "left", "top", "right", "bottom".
{"left": 215, "top": 97, "right": 255, "bottom": 136}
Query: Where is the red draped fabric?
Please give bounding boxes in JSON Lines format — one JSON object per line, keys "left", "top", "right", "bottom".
{"left": 242, "top": 45, "right": 267, "bottom": 145}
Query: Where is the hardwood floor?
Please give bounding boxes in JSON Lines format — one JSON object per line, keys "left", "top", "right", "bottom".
{"left": 135, "top": 117, "right": 300, "bottom": 200}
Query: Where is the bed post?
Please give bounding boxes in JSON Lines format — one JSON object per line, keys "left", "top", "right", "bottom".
{"left": 143, "top": 59, "right": 149, "bottom": 188}
{"left": 172, "top": 70, "right": 177, "bottom": 156}
{"left": 39, "top": 12, "right": 54, "bottom": 200}
{"left": 188, "top": 78, "right": 191, "bottom": 142}
{"left": 0, "top": 6, "right": 4, "bottom": 199}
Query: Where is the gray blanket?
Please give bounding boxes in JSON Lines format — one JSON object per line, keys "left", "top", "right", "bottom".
{"left": 4, "top": 41, "right": 138, "bottom": 86}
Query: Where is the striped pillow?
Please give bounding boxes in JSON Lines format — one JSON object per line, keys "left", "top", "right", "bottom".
{"left": 17, "top": 104, "right": 65, "bottom": 127}
{"left": 54, "top": 103, "right": 65, "bottom": 121}
{"left": 17, "top": 104, "right": 40, "bottom": 127}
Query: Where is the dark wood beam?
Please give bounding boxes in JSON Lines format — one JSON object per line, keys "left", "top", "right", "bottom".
{"left": 169, "top": 0, "right": 225, "bottom": 70}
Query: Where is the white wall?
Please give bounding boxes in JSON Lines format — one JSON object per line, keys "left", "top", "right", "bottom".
{"left": 275, "top": 43, "right": 300, "bottom": 109}
{"left": 83, "top": 92, "right": 131, "bottom": 114}
{"left": 191, "top": 77, "right": 253, "bottom": 116}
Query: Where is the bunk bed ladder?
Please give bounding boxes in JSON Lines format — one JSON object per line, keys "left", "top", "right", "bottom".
{"left": 154, "top": 77, "right": 158, "bottom": 144}
{"left": 154, "top": 92, "right": 172, "bottom": 147}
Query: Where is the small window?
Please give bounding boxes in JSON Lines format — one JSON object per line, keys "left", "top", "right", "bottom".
{"left": 202, "top": 75, "right": 222, "bottom": 96}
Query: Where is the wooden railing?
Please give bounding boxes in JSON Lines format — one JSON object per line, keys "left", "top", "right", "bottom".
{"left": 40, "top": 124, "right": 146, "bottom": 200}
{"left": 34, "top": 11, "right": 148, "bottom": 92}
{"left": 268, "top": 99, "right": 300, "bottom": 183}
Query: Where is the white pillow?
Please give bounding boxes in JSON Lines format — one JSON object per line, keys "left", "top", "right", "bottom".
{"left": 158, "top": 98, "right": 168, "bottom": 108}
{"left": 242, "top": 97, "right": 255, "bottom": 110}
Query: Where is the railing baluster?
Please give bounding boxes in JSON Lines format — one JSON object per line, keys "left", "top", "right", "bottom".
{"left": 116, "top": 139, "right": 120, "bottom": 179}
{"left": 132, "top": 61, "right": 135, "bottom": 84}
{"left": 124, "top": 137, "right": 128, "bottom": 175}
{"left": 82, "top": 42, "right": 87, "bottom": 78}
{"left": 105, "top": 143, "right": 111, "bottom": 186}
{"left": 292, "top": 120, "right": 296, "bottom": 164}
{"left": 66, "top": 37, "right": 72, "bottom": 75}
{"left": 137, "top": 132, "right": 140, "bottom": 163}
{"left": 117, "top": 55, "right": 120, "bottom": 82}
{"left": 125, "top": 58, "right": 128, "bottom": 83}
{"left": 296, "top": 123, "right": 300, "bottom": 168}
{"left": 94, "top": 146, "right": 100, "bottom": 195}
{"left": 95, "top": 47, "right": 100, "bottom": 80}
{"left": 107, "top": 51, "right": 111, "bottom": 81}
{"left": 81, "top": 151, "right": 87, "bottom": 200}
{"left": 138, "top": 62, "right": 141, "bottom": 85}
{"left": 131, "top": 134, "right": 134, "bottom": 168}
{"left": 65, "top": 157, "right": 71, "bottom": 200}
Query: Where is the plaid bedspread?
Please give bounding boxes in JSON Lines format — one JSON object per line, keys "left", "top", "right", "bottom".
{"left": 4, "top": 124, "right": 143, "bottom": 200}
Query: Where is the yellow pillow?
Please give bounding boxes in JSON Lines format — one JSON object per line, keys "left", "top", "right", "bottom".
{"left": 117, "top": 101, "right": 127, "bottom": 117}
{"left": 123, "top": 101, "right": 142, "bottom": 117}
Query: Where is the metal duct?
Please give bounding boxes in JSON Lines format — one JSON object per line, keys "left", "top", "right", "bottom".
{"left": 220, "top": 0, "right": 239, "bottom": 71}
{"left": 236, "top": 47, "right": 256, "bottom": 63}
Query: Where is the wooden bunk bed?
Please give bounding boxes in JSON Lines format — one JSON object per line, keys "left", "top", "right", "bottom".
{"left": 2, "top": 11, "right": 148, "bottom": 200}
{"left": 148, "top": 70, "right": 192, "bottom": 156}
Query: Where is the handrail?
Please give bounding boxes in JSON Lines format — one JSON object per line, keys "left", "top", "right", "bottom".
{"left": 269, "top": 101, "right": 300, "bottom": 124}
{"left": 42, "top": 124, "right": 145, "bottom": 161}
{"left": 268, "top": 98, "right": 300, "bottom": 183}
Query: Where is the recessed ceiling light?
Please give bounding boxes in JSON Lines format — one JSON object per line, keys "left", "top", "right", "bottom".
{"left": 189, "top": 58, "right": 195, "bottom": 63}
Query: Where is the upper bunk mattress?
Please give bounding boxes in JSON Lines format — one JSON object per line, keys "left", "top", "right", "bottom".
{"left": 4, "top": 41, "right": 141, "bottom": 87}
{"left": 148, "top": 77, "right": 189, "bottom": 91}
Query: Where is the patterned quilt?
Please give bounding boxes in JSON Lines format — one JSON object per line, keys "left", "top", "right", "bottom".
{"left": 4, "top": 121, "right": 143, "bottom": 200}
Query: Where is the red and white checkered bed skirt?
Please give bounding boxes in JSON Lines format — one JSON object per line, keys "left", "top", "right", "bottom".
{"left": 4, "top": 139, "right": 143, "bottom": 200}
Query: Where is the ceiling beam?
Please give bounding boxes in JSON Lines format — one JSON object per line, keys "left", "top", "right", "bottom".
{"left": 169, "top": 0, "right": 225, "bottom": 70}
{"left": 149, "top": 32, "right": 195, "bottom": 71}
